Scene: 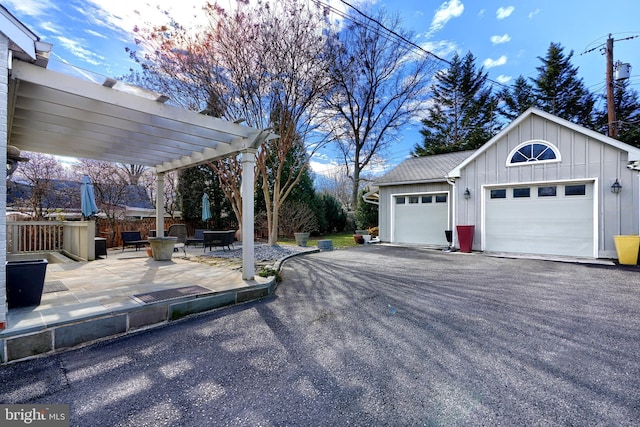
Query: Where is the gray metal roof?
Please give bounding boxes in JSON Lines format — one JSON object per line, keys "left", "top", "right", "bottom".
{"left": 375, "top": 150, "right": 475, "bottom": 186}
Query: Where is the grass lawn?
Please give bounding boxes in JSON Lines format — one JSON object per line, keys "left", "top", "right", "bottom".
{"left": 279, "top": 232, "right": 359, "bottom": 249}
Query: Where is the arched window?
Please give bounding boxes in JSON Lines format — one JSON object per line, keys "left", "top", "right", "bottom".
{"left": 507, "top": 140, "right": 560, "bottom": 166}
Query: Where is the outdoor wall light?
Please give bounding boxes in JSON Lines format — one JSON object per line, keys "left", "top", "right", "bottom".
{"left": 611, "top": 179, "right": 622, "bottom": 194}
{"left": 6, "top": 145, "right": 28, "bottom": 178}
{"left": 464, "top": 188, "right": 471, "bottom": 199}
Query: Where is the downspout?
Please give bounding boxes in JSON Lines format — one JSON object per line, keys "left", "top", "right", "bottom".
{"left": 446, "top": 176, "right": 457, "bottom": 248}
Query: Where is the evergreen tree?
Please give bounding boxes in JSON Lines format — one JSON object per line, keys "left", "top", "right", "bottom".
{"left": 531, "top": 42, "right": 596, "bottom": 127}
{"left": 354, "top": 188, "right": 378, "bottom": 230}
{"left": 318, "top": 193, "right": 347, "bottom": 234}
{"left": 596, "top": 79, "right": 640, "bottom": 148}
{"left": 498, "top": 75, "right": 537, "bottom": 121}
{"left": 413, "top": 52, "right": 498, "bottom": 156}
{"left": 178, "top": 166, "right": 232, "bottom": 229}
{"left": 255, "top": 130, "right": 321, "bottom": 234}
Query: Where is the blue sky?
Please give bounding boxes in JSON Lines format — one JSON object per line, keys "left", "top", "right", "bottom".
{"left": 5, "top": 0, "right": 640, "bottom": 176}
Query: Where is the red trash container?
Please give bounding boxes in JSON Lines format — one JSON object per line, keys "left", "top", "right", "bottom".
{"left": 456, "top": 225, "right": 475, "bottom": 253}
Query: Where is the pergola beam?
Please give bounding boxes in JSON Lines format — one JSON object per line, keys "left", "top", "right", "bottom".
{"left": 9, "top": 60, "right": 261, "bottom": 172}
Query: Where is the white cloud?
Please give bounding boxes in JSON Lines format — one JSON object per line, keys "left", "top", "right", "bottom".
{"left": 528, "top": 8, "right": 541, "bottom": 19}
{"left": 478, "top": 9, "right": 486, "bottom": 18}
{"left": 420, "top": 40, "right": 458, "bottom": 58}
{"left": 483, "top": 55, "right": 507, "bottom": 68}
{"left": 496, "top": 75, "right": 512, "bottom": 84}
{"left": 429, "top": 0, "right": 464, "bottom": 34}
{"left": 55, "top": 36, "right": 105, "bottom": 65}
{"left": 85, "top": 29, "right": 108, "bottom": 39}
{"left": 309, "top": 160, "right": 346, "bottom": 178}
{"left": 83, "top": 0, "right": 211, "bottom": 42}
{"left": 40, "top": 21, "right": 62, "bottom": 35}
{"left": 490, "top": 34, "right": 511, "bottom": 45}
{"left": 496, "top": 6, "right": 515, "bottom": 20}
{"left": 2, "top": 0, "right": 58, "bottom": 16}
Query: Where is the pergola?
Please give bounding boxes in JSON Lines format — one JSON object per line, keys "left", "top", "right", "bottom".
{"left": 7, "top": 59, "right": 273, "bottom": 280}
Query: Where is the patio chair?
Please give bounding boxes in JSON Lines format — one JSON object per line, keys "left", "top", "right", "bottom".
{"left": 167, "top": 224, "right": 188, "bottom": 256}
{"left": 187, "top": 229, "right": 205, "bottom": 247}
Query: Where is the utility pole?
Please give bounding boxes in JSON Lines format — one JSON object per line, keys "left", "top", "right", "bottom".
{"left": 605, "top": 34, "right": 616, "bottom": 138}
{"left": 582, "top": 33, "right": 636, "bottom": 138}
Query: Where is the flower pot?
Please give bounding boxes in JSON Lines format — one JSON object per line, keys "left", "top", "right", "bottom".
{"left": 317, "top": 239, "right": 334, "bottom": 251}
{"left": 294, "top": 232, "right": 310, "bottom": 247}
{"left": 146, "top": 248, "right": 153, "bottom": 257}
{"left": 148, "top": 236, "right": 178, "bottom": 260}
{"left": 6, "top": 259, "right": 48, "bottom": 309}
{"left": 613, "top": 235, "right": 640, "bottom": 265}
{"left": 456, "top": 225, "right": 475, "bottom": 253}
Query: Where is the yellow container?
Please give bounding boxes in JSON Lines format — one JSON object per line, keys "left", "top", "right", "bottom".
{"left": 613, "top": 235, "right": 640, "bottom": 265}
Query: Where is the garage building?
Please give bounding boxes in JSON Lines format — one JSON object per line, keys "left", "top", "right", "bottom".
{"left": 375, "top": 108, "right": 640, "bottom": 259}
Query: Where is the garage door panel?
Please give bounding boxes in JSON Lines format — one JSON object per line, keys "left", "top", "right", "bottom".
{"left": 484, "top": 183, "right": 594, "bottom": 257}
{"left": 394, "top": 195, "right": 448, "bottom": 245}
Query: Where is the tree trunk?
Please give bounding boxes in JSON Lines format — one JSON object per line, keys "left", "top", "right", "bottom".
{"left": 269, "top": 202, "right": 280, "bottom": 245}
{"left": 351, "top": 166, "right": 361, "bottom": 211}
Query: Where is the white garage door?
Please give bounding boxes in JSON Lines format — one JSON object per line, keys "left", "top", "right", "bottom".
{"left": 394, "top": 193, "right": 449, "bottom": 245}
{"left": 484, "top": 182, "right": 594, "bottom": 257}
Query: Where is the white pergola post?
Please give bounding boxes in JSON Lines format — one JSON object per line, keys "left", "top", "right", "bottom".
{"left": 241, "top": 149, "right": 257, "bottom": 280}
{"left": 156, "top": 172, "right": 165, "bottom": 235}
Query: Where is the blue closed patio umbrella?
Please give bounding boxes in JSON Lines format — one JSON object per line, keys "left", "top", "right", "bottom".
{"left": 81, "top": 175, "right": 99, "bottom": 219}
{"left": 202, "top": 193, "right": 212, "bottom": 224}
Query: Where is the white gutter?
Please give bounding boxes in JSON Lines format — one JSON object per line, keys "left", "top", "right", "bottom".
{"left": 446, "top": 176, "right": 457, "bottom": 248}
{"left": 362, "top": 188, "right": 379, "bottom": 205}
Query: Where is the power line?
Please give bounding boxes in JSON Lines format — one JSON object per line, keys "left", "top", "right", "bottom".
{"left": 335, "top": 0, "right": 450, "bottom": 65}
{"left": 314, "top": 0, "right": 508, "bottom": 89}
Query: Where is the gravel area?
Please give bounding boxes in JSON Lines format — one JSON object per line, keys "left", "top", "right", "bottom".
{"left": 204, "top": 243, "right": 317, "bottom": 262}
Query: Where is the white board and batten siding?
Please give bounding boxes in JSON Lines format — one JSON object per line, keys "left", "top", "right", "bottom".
{"left": 453, "top": 110, "right": 639, "bottom": 258}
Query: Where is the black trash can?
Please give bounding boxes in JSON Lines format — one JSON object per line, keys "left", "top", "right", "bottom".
{"left": 6, "top": 259, "right": 48, "bottom": 309}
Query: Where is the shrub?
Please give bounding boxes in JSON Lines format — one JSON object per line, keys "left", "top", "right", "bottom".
{"left": 354, "top": 188, "right": 378, "bottom": 230}
{"left": 319, "top": 193, "right": 347, "bottom": 234}
{"left": 278, "top": 201, "right": 319, "bottom": 238}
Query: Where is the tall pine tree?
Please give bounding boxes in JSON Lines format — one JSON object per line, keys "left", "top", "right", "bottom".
{"left": 413, "top": 52, "right": 498, "bottom": 156}
{"left": 531, "top": 42, "right": 596, "bottom": 127}
{"left": 178, "top": 166, "right": 232, "bottom": 229}
{"left": 498, "top": 75, "right": 537, "bottom": 121}
{"left": 597, "top": 79, "right": 640, "bottom": 147}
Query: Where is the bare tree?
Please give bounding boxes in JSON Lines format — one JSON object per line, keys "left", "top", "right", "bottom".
{"left": 117, "top": 163, "right": 147, "bottom": 185}
{"left": 130, "top": 0, "right": 334, "bottom": 244}
{"left": 10, "top": 152, "right": 70, "bottom": 219}
{"left": 207, "top": 157, "right": 243, "bottom": 230}
{"left": 314, "top": 166, "right": 352, "bottom": 210}
{"left": 278, "top": 201, "right": 319, "bottom": 238}
{"left": 162, "top": 171, "right": 180, "bottom": 218}
{"left": 137, "top": 169, "right": 179, "bottom": 218}
{"left": 75, "top": 159, "right": 131, "bottom": 220}
{"left": 322, "top": 8, "right": 439, "bottom": 208}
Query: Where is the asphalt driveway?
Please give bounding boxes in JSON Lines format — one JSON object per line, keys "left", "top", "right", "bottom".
{"left": 1, "top": 245, "right": 639, "bottom": 426}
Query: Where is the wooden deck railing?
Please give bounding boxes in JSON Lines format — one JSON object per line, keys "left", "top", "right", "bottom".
{"left": 7, "top": 221, "right": 64, "bottom": 253}
{"left": 7, "top": 221, "right": 97, "bottom": 261}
